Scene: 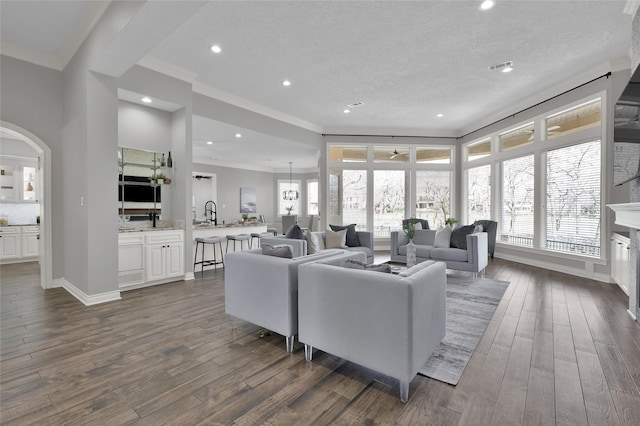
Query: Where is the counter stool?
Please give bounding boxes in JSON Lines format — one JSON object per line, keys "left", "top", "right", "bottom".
{"left": 250, "top": 232, "right": 274, "bottom": 248}
{"left": 226, "top": 234, "right": 251, "bottom": 252}
{"left": 267, "top": 227, "right": 278, "bottom": 236}
{"left": 194, "top": 236, "right": 224, "bottom": 274}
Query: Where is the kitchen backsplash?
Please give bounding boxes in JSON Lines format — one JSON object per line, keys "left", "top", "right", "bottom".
{"left": 0, "top": 203, "right": 40, "bottom": 225}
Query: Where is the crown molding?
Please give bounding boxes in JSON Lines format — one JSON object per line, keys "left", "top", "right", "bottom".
{"left": 1, "top": 42, "right": 63, "bottom": 70}
{"left": 623, "top": 0, "right": 640, "bottom": 15}
{"left": 58, "top": 1, "right": 112, "bottom": 69}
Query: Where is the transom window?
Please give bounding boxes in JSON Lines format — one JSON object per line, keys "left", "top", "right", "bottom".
{"left": 499, "top": 123, "right": 534, "bottom": 151}
{"left": 466, "top": 138, "right": 491, "bottom": 161}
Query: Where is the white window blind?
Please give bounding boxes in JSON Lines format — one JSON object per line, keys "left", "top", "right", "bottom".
{"left": 545, "top": 140, "right": 601, "bottom": 256}
{"left": 501, "top": 155, "right": 534, "bottom": 246}
{"left": 466, "top": 165, "right": 491, "bottom": 224}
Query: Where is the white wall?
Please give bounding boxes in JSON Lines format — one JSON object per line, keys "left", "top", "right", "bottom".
{"left": 118, "top": 101, "right": 172, "bottom": 151}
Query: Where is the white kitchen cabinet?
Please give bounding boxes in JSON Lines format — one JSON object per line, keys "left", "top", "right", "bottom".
{"left": 119, "top": 230, "right": 184, "bottom": 290}
{"left": 611, "top": 233, "right": 630, "bottom": 295}
{"left": 0, "top": 227, "right": 22, "bottom": 261}
{"left": 21, "top": 226, "right": 39, "bottom": 257}
{"left": 0, "top": 156, "right": 38, "bottom": 203}
{"left": 145, "top": 231, "right": 184, "bottom": 282}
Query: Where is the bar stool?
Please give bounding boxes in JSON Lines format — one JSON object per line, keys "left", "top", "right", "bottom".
{"left": 226, "top": 234, "right": 251, "bottom": 253}
{"left": 267, "top": 226, "right": 278, "bottom": 236}
{"left": 250, "top": 232, "right": 274, "bottom": 248}
{"left": 193, "top": 236, "right": 224, "bottom": 274}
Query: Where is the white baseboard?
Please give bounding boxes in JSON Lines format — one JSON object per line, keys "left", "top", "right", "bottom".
{"left": 184, "top": 272, "right": 195, "bottom": 281}
{"left": 55, "top": 278, "right": 121, "bottom": 306}
{"left": 495, "top": 252, "right": 611, "bottom": 283}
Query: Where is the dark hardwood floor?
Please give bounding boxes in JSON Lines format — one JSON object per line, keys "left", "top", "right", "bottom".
{"left": 2, "top": 258, "right": 640, "bottom": 425}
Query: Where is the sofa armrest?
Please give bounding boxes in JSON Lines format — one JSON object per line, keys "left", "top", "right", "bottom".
{"left": 390, "top": 231, "right": 408, "bottom": 255}
{"left": 260, "top": 236, "right": 307, "bottom": 257}
{"left": 466, "top": 232, "right": 488, "bottom": 271}
{"left": 356, "top": 231, "right": 374, "bottom": 252}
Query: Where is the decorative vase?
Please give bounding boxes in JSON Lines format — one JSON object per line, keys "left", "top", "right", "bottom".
{"left": 406, "top": 239, "right": 417, "bottom": 268}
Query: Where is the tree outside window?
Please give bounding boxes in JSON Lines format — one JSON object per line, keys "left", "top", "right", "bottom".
{"left": 416, "top": 170, "right": 450, "bottom": 228}
{"left": 501, "top": 155, "right": 534, "bottom": 246}
{"left": 466, "top": 165, "right": 491, "bottom": 224}
{"left": 374, "top": 170, "right": 405, "bottom": 237}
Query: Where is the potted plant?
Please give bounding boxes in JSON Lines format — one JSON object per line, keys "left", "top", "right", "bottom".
{"left": 36, "top": 215, "right": 40, "bottom": 224}
{"left": 149, "top": 173, "right": 167, "bottom": 185}
{"left": 445, "top": 217, "right": 459, "bottom": 228}
{"left": 285, "top": 206, "right": 294, "bottom": 215}
{"left": 404, "top": 218, "right": 417, "bottom": 268}
{"left": 241, "top": 213, "right": 249, "bottom": 222}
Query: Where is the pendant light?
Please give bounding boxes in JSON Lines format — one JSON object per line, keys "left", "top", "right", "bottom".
{"left": 282, "top": 162, "right": 299, "bottom": 201}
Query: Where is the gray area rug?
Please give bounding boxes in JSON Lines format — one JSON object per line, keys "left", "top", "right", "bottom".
{"left": 419, "top": 274, "right": 509, "bottom": 385}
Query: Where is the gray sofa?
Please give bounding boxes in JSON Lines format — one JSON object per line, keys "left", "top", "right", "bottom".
{"left": 261, "top": 230, "right": 374, "bottom": 263}
{"left": 224, "top": 247, "right": 365, "bottom": 352}
{"left": 390, "top": 229, "right": 488, "bottom": 276}
{"left": 298, "top": 259, "right": 447, "bottom": 402}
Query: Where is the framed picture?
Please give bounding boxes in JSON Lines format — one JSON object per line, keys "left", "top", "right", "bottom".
{"left": 240, "top": 187, "right": 257, "bottom": 213}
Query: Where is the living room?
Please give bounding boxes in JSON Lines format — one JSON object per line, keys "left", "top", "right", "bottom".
{"left": 2, "top": 1, "right": 640, "bottom": 424}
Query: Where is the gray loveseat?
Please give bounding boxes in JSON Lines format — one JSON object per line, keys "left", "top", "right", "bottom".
{"left": 298, "top": 259, "right": 447, "bottom": 402}
{"left": 261, "top": 230, "right": 374, "bottom": 263}
{"left": 390, "top": 228, "right": 488, "bottom": 276}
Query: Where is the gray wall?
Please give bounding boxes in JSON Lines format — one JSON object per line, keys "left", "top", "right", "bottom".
{"left": 0, "top": 55, "right": 64, "bottom": 280}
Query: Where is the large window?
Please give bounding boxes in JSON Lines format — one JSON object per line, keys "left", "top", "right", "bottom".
{"left": 466, "top": 165, "right": 491, "bottom": 224}
{"left": 337, "top": 169, "right": 367, "bottom": 228}
{"left": 416, "top": 170, "right": 450, "bottom": 228}
{"left": 307, "top": 179, "right": 318, "bottom": 215}
{"left": 501, "top": 155, "right": 534, "bottom": 247}
{"left": 374, "top": 170, "right": 405, "bottom": 237}
{"left": 546, "top": 141, "right": 601, "bottom": 256}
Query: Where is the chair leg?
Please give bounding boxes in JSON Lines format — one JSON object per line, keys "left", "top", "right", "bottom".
{"left": 193, "top": 242, "right": 199, "bottom": 272}
{"left": 399, "top": 381, "right": 409, "bottom": 403}
{"left": 304, "top": 344, "right": 313, "bottom": 361}
{"left": 285, "top": 336, "right": 295, "bottom": 353}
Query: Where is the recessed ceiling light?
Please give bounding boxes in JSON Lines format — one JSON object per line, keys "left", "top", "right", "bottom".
{"left": 282, "top": 80, "right": 291, "bottom": 87}
{"left": 479, "top": 0, "right": 495, "bottom": 10}
{"left": 343, "top": 109, "right": 351, "bottom": 114}
{"left": 207, "top": 141, "right": 213, "bottom": 145}
{"left": 210, "top": 45, "right": 221, "bottom": 53}
{"left": 235, "top": 133, "right": 242, "bottom": 138}
{"left": 502, "top": 66, "right": 514, "bottom": 73}
{"left": 141, "top": 97, "right": 152, "bottom": 103}
{"left": 436, "top": 113, "right": 444, "bottom": 118}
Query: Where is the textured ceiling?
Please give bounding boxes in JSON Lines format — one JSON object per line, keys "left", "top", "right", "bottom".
{"left": 0, "top": 1, "right": 634, "bottom": 171}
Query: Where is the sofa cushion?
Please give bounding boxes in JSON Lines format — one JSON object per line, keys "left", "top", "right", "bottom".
{"left": 325, "top": 228, "right": 348, "bottom": 249}
{"left": 261, "top": 243, "right": 293, "bottom": 259}
{"left": 434, "top": 226, "right": 452, "bottom": 248}
{"left": 398, "top": 260, "right": 436, "bottom": 277}
{"left": 430, "top": 247, "right": 469, "bottom": 262}
{"left": 303, "top": 229, "right": 320, "bottom": 254}
{"left": 330, "top": 223, "right": 360, "bottom": 247}
{"left": 346, "top": 245, "right": 373, "bottom": 260}
{"left": 399, "top": 244, "right": 434, "bottom": 259}
{"left": 285, "top": 224, "right": 305, "bottom": 240}
{"left": 343, "top": 259, "right": 392, "bottom": 273}
{"left": 450, "top": 225, "right": 476, "bottom": 250}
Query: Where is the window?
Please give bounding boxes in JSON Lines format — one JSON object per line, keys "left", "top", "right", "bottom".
{"left": 416, "top": 147, "right": 451, "bottom": 164}
{"left": 466, "top": 165, "right": 491, "bottom": 224}
{"left": 278, "top": 180, "right": 300, "bottom": 216}
{"left": 374, "top": 170, "right": 405, "bottom": 237}
{"left": 466, "top": 138, "right": 491, "bottom": 161}
{"left": 329, "top": 145, "right": 367, "bottom": 162}
{"left": 501, "top": 155, "right": 534, "bottom": 247}
{"left": 546, "top": 141, "right": 601, "bottom": 256}
{"left": 337, "top": 169, "right": 367, "bottom": 227}
{"left": 546, "top": 99, "right": 601, "bottom": 139}
{"left": 416, "top": 170, "right": 450, "bottom": 228}
{"left": 307, "top": 180, "right": 318, "bottom": 215}
{"left": 500, "top": 123, "right": 534, "bottom": 151}
{"left": 373, "top": 146, "right": 409, "bottom": 163}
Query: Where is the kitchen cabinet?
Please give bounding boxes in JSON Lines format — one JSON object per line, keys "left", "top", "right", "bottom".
{"left": 611, "top": 233, "right": 630, "bottom": 295}
{"left": 118, "top": 229, "right": 184, "bottom": 290}
{"left": 0, "top": 227, "right": 21, "bottom": 261}
{"left": 0, "top": 156, "right": 38, "bottom": 203}
{"left": 145, "top": 231, "right": 184, "bottom": 282}
{"left": 21, "top": 226, "right": 39, "bottom": 257}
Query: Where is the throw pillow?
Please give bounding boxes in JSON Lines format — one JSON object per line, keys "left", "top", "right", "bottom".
{"left": 285, "top": 224, "right": 305, "bottom": 240}
{"left": 329, "top": 224, "right": 360, "bottom": 247}
{"left": 325, "top": 228, "right": 348, "bottom": 249}
{"left": 343, "top": 259, "right": 392, "bottom": 273}
{"left": 261, "top": 243, "right": 293, "bottom": 259}
{"left": 303, "top": 229, "right": 320, "bottom": 255}
{"left": 474, "top": 224, "right": 483, "bottom": 233}
{"left": 434, "top": 226, "right": 452, "bottom": 248}
{"left": 450, "top": 225, "right": 476, "bottom": 250}
{"left": 414, "top": 222, "right": 422, "bottom": 230}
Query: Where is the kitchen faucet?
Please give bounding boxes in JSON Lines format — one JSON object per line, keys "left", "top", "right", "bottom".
{"left": 204, "top": 200, "right": 217, "bottom": 226}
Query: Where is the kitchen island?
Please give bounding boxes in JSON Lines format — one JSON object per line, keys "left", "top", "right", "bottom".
{"left": 192, "top": 223, "right": 268, "bottom": 271}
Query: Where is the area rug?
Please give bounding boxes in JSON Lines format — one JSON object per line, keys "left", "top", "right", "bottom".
{"left": 419, "top": 274, "right": 510, "bottom": 385}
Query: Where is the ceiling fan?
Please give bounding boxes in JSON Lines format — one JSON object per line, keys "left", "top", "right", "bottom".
{"left": 389, "top": 148, "right": 408, "bottom": 160}
{"left": 615, "top": 104, "right": 640, "bottom": 128}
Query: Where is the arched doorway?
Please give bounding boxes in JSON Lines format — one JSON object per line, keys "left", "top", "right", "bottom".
{"left": 0, "top": 122, "right": 52, "bottom": 289}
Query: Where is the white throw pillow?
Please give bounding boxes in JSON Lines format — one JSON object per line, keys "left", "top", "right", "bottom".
{"left": 414, "top": 222, "right": 422, "bottom": 230}
{"left": 434, "top": 226, "right": 452, "bottom": 248}
{"left": 303, "top": 229, "right": 320, "bottom": 254}
{"left": 325, "top": 228, "right": 347, "bottom": 249}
